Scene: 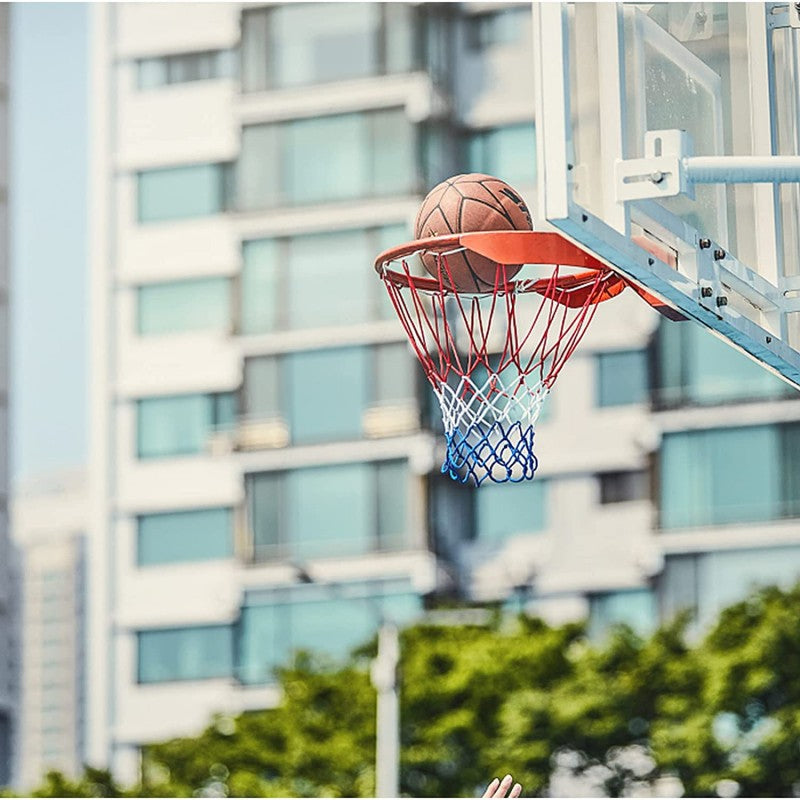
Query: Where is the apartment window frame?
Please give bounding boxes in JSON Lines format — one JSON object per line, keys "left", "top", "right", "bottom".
{"left": 241, "top": 342, "right": 416, "bottom": 444}
{"left": 136, "top": 48, "right": 236, "bottom": 90}
{"left": 136, "top": 276, "right": 233, "bottom": 336}
{"left": 244, "top": 459, "right": 410, "bottom": 563}
{"left": 238, "top": 224, "right": 407, "bottom": 335}
{"left": 136, "top": 391, "right": 238, "bottom": 460}
{"left": 240, "top": 4, "right": 420, "bottom": 93}
{"left": 596, "top": 348, "right": 650, "bottom": 407}
{"left": 466, "top": 6, "right": 531, "bottom": 50}
{"left": 137, "top": 162, "right": 234, "bottom": 224}
{"left": 237, "top": 108, "right": 419, "bottom": 212}
{"left": 136, "top": 506, "right": 235, "bottom": 567}
{"left": 137, "top": 624, "right": 234, "bottom": 684}
{"left": 598, "top": 470, "right": 650, "bottom": 505}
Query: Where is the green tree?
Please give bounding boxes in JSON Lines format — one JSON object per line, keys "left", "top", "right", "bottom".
{"left": 13, "top": 583, "right": 800, "bottom": 797}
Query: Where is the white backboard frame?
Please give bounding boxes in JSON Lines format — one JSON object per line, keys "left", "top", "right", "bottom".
{"left": 533, "top": 1, "right": 800, "bottom": 389}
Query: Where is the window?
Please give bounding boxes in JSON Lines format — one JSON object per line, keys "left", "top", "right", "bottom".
{"left": 588, "top": 589, "right": 657, "bottom": 639}
{"left": 236, "top": 580, "right": 422, "bottom": 684}
{"left": 597, "top": 349, "right": 649, "bottom": 406}
{"left": 242, "top": 344, "right": 415, "bottom": 444}
{"left": 137, "top": 392, "right": 237, "bottom": 459}
{"left": 240, "top": 225, "right": 404, "bottom": 334}
{"left": 598, "top": 471, "right": 649, "bottom": 504}
{"left": 138, "top": 625, "right": 233, "bottom": 683}
{"left": 241, "top": 4, "right": 417, "bottom": 92}
{"left": 137, "top": 49, "right": 236, "bottom": 89}
{"left": 468, "top": 123, "right": 537, "bottom": 186}
{"left": 137, "top": 508, "right": 233, "bottom": 566}
{"left": 238, "top": 110, "right": 417, "bottom": 211}
{"left": 476, "top": 479, "right": 547, "bottom": 543}
{"left": 137, "top": 277, "right": 230, "bottom": 335}
{"left": 467, "top": 7, "right": 530, "bottom": 49}
{"left": 137, "top": 163, "right": 230, "bottom": 223}
{"left": 245, "top": 460, "right": 410, "bottom": 562}
{"left": 659, "top": 546, "right": 800, "bottom": 628}
{"left": 660, "top": 423, "right": 800, "bottom": 529}
{"left": 655, "top": 318, "right": 796, "bottom": 408}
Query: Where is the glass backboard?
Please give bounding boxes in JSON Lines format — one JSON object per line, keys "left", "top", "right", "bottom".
{"left": 533, "top": 2, "right": 800, "bottom": 388}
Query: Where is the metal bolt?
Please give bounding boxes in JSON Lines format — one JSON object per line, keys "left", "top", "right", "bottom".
{"left": 714, "top": 248, "right": 726, "bottom": 260}
{"left": 699, "top": 238, "right": 712, "bottom": 249}
{"left": 650, "top": 171, "right": 665, "bottom": 184}
{"left": 701, "top": 287, "right": 713, "bottom": 298}
{"left": 716, "top": 296, "right": 728, "bottom": 307}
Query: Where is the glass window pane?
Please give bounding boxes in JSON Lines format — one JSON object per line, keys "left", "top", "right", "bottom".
{"left": 287, "top": 348, "right": 366, "bottom": 443}
{"left": 289, "top": 596, "right": 374, "bottom": 661}
{"left": 287, "top": 464, "right": 371, "bottom": 559}
{"left": 138, "top": 626, "right": 232, "bottom": 683}
{"left": 589, "top": 589, "right": 657, "bottom": 639}
{"left": 469, "top": 124, "right": 537, "bottom": 187}
{"left": 137, "top": 58, "right": 168, "bottom": 89}
{"left": 137, "top": 277, "right": 229, "bottom": 335}
{"left": 238, "top": 125, "right": 281, "bottom": 212}
{"left": 286, "top": 114, "right": 369, "bottom": 204}
{"left": 272, "top": 3, "right": 379, "bottom": 88}
{"left": 237, "top": 603, "right": 282, "bottom": 684}
{"left": 138, "top": 164, "right": 223, "bottom": 222}
{"left": 597, "top": 350, "right": 649, "bottom": 406}
{"left": 660, "top": 426, "right": 780, "bottom": 528}
{"left": 213, "top": 392, "right": 237, "bottom": 430}
{"left": 137, "top": 508, "right": 232, "bottom": 566}
{"left": 243, "top": 356, "right": 281, "bottom": 420}
{"left": 696, "top": 546, "right": 800, "bottom": 626}
{"left": 377, "top": 461, "right": 408, "bottom": 550}
{"left": 247, "top": 473, "right": 283, "bottom": 561}
{"left": 385, "top": 4, "right": 416, "bottom": 73}
{"left": 477, "top": 480, "right": 547, "bottom": 543}
{"left": 374, "top": 343, "right": 415, "bottom": 405}
{"left": 241, "top": 9, "right": 269, "bottom": 92}
{"left": 137, "top": 395, "right": 211, "bottom": 458}
{"left": 656, "top": 319, "right": 795, "bottom": 407}
{"left": 287, "top": 229, "right": 371, "bottom": 329}
{"left": 372, "top": 109, "right": 417, "bottom": 196}
{"left": 241, "top": 238, "right": 279, "bottom": 334}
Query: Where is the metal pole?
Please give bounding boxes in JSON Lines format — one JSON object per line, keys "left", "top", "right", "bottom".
{"left": 685, "top": 155, "right": 800, "bottom": 183}
{"left": 371, "top": 623, "right": 399, "bottom": 798}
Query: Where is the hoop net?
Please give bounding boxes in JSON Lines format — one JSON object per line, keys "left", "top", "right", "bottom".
{"left": 375, "top": 232, "right": 624, "bottom": 486}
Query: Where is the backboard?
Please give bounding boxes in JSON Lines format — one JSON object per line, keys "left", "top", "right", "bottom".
{"left": 533, "top": 2, "right": 800, "bottom": 388}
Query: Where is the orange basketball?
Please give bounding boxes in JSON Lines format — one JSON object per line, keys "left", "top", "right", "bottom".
{"left": 414, "top": 173, "right": 533, "bottom": 291}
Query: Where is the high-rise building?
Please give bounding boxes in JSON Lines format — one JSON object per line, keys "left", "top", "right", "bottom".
{"left": 0, "top": 3, "right": 11, "bottom": 789}
{"left": 11, "top": 471, "right": 87, "bottom": 790}
{"left": 87, "top": 1, "right": 800, "bottom": 784}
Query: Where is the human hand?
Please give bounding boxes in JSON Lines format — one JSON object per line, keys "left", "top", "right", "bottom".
{"left": 482, "top": 774, "right": 522, "bottom": 798}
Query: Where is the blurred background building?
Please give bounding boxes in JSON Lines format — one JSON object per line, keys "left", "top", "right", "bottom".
{"left": 11, "top": 470, "right": 86, "bottom": 789}
{"left": 6, "top": 0, "right": 800, "bottom": 790}
{"left": 0, "top": 2, "right": 12, "bottom": 788}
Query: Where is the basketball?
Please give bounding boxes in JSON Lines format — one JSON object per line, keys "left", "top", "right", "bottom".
{"left": 414, "top": 173, "right": 533, "bottom": 291}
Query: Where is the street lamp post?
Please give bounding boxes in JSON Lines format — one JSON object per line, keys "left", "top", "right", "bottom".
{"left": 371, "top": 623, "right": 399, "bottom": 798}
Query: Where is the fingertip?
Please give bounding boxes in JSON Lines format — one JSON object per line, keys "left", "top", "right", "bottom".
{"left": 510, "top": 783, "right": 522, "bottom": 798}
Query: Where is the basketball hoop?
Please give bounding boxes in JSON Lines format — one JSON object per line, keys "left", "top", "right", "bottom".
{"left": 374, "top": 230, "right": 636, "bottom": 486}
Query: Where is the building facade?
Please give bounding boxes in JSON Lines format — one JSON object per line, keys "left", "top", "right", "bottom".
{"left": 87, "top": 1, "right": 800, "bottom": 783}
{"left": 0, "top": 2, "right": 12, "bottom": 788}
{"left": 11, "top": 471, "right": 87, "bottom": 790}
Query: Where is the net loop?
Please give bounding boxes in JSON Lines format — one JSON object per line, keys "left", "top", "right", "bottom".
{"left": 375, "top": 232, "right": 620, "bottom": 485}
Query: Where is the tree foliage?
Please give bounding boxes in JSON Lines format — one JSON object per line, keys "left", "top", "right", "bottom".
{"left": 11, "top": 584, "right": 800, "bottom": 797}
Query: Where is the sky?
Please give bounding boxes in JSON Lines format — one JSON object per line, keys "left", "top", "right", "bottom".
{"left": 10, "top": 3, "right": 88, "bottom": 485}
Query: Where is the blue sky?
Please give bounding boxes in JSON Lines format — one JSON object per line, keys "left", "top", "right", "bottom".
{"left": 10, "top": 3, "right": 88, "bottom": 484}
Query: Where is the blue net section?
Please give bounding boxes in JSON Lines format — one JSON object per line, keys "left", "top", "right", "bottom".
{"left": 443, "top": 419, "right": 538, "bottom": 486}
{"left": 435, "top": 373, "right": 549, "bottom": 485}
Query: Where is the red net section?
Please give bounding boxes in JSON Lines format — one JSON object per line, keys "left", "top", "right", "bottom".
{"left": 376, "top": 236, "right": 620, "bottom": 485}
